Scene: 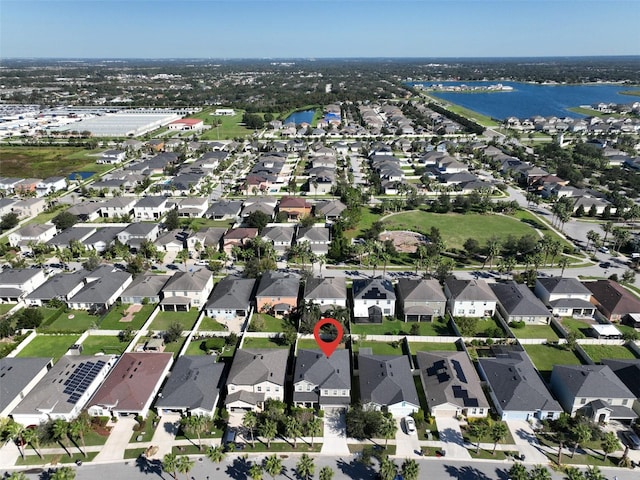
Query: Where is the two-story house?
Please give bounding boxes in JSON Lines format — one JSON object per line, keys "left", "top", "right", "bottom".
{"left": 293, "top": 349, "right": 351, "bottom": 410}
{"left": 303, "top": 277, "right": 347, "bottom": 312}
{"left": 534, "top": 277, "right": 595, "bottom": 317}
{"left": 159, "top": 268, "right": 213, "bottom": 312}
{"left": 133, "top": 196, "right": 169, "bottom": 220}
{"left": 396, "top": 278, "right": 446, "bottom": 322}
{"left": 444, "top": 278, "right": 498, "bottom": 318}
{"left": 352, "top": 277, "right": 396, "bottom": 323}
{"left": 255, "top": 270, "right": 300, "bottom": 316}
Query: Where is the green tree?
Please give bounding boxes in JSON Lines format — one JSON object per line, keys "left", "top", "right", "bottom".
{"left": 243, "top": 410, "right": 258, "bottom": 447}
{"left": 468, "top": 419, "right": 490, "bottom": 453}
{"left": 490, "top": 421, "right": 508, "bottom": 455}
{"left": 530, "top": 465, "right": 552, "bottom": 480}
{"left": 52, "top": 211, "right": 78, "bottom": 230}
{"left": 52, "top": 418, "right": 71, "bottom": 456}
{"left": 205, "top": 444, "right": 225, "bottom": 464}
{"left": 6, "top": 472, "right": 28, "bottom": 480}
{"left": 249, "top": 463, "right": 263, "bottom": 480}
{"left": 164, "top": 321, "right": 183, "bottom": 344}
{"left": 319, "top": 466, "right": 334, "bottom": 480}
{"left": 5, "top": 421, "right": 25, "bottom": 459}
{"left": 259, "top": 419, "right": 278, "bottom": 449}
{"left": 601, "top": 431, "right": 620, "bottom": 462}
{"left": 508, "top": 462, "right": 528, "bottom": 480}
{"left": 379, "top": 414, "right": 397, "bottom": 447}
{"left": 164, "top": 208, "right": 180, "bottom": 230}
{"left": 20, "top": 426, "right": 42, "bottom": 459}
{"left": 180, "top": 414, "right": 208, "bottom": 450}
{"left": 296, "top": 453, "right": 315, "bottom": 480}
{"left": 584, "top": 465, "right": 606, "bottom": 480}
{"left": 163, "top": 452, "right": 179, "bottom": 480}
{"left": 378, "top": 456, "right": 397, "bottom": 480}
{"left": 455, "top": 317, "right": 478, "bottom": 337}
{"left": 285, "top": 416, "right": 302, "bottom": 449}
{"left": 564, "top": 466, "right": 585, "bottom": 480}
{"left": 49, "top": 466, "right": 76, "bottom": 480}
{"left": 176, "top": 455, "right": 194, "bottom": 480}
{"left": 571, "top": 422, "right": 591, "bottom": 457}
{"left": 264, "top": 454, "right": 283, "bottom": 479}
{"left": 0, "top": 212, "right": 19, "bottom": 230}
{"left": 176, "top": 249, "right": 189, "bottom": 269}
{"left": 400, "top": 458, "right": 419, "bottom": 480}
{"left": 69, "top": 413, "right": 90, "bottom": 457}
{"left": 305, "top": 416, "right": 322, "bottom": 449}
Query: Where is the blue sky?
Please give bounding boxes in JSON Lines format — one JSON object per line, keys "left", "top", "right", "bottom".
{"left": 1, "top": 0, "right": 639, "bottom": 58}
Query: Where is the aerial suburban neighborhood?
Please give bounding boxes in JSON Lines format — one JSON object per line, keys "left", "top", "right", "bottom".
{"left": 0, "top": 56, "right": 639, "bottom": 480}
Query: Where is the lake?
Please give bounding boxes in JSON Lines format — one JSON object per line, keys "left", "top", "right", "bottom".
{"left": 410, "top": 81, "right": 637, "bottom": 120}
{"left": 67, "top": 171, "right": 95, "bottom": 180}
{"left": 284, "top": 109, "right": 315, "bottom": 125}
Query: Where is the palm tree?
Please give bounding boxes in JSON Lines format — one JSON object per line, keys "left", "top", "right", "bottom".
{"left": 296, "top": 453, "right": 315, "bottom": 480}
{"left": 564, "top": 466, "right": 585, "bottom": 480}
{"left": 468, "top": 419, "right": 490, "bottom": 454}
{"left": 602, "top": 221, "right": 614, "bottom": 244}
{"left": 69, "top": 414, "right": 90, "bottom": 457}
{"left": 176, "top": 455, "right": 195, "bottom": 480}
{"left": 571, "top": 423, "right": 591, "bottom": 457}
{"left": 558, "top": 257, "right": 570, "bottom": 276}
{"left": 163, "top": 452, "right": 179, "bottom": 480}
{"left": 7, "top": 472, "right": 28, "bottom": 480}
{"left": 601, "top": 431, "right": 620, "bottom": 463}
{"left": 205, "top": 445, "right": 225, "bottom": 464}
{"left": 263, "top": 454, "right": 283, "bottom": 479}
{"left": 52, "top": 418, "right": 71, "bottom": 456}
{"left": 400, "top": 458, "right": 419, "bottom": 480}
{"left": 305, "top": 416, "right": 322, "bottom": 449}
{"left": 49, "top": 466, "right": 76, "bottom": 480}
{"left": 530, "top": 465, "right": 552, "bottom": 480}
{"left": 176, "top": 249, "right": 189, "bottom": 270}
{"left": 319, "top": 466, "right": 334, "bottom": 480}
{"left": 490, "top": 422, "right": 508, "bottom": 455}
{"left": 243, "top": 411, "right": 258, "bottom": 447}
{"left": 378, "top": 456, "right": 397, "bottom": 480}
{"left": 249, "top": 463, "right": 264, "bottom": 480}
{"left": 180, "top": 415, "right": 208, "bottom": 450}
{"left": 585, "top": 230, "right": 599, "bottom": 252}
{"left": 508, "top": 462, "right": 528, "bottom": 480}
{"left": 259, "top": 419, "right": 278, "bottom": 449}
{"left": 379, "top": 415, "right": 397, "bottom": 447}
{"left": 284, "top": 416, "right": 302, "bottom": 449}
{"left": 21, "top": 426, "right": 42, "bottom": 459}
{"left": 5, "top": 421, "right": 25, "bottom": 459}
{"left": 584, "top": 465, "right": 606, "bottom": 480}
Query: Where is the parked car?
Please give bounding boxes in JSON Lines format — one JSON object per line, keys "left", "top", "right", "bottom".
{"left": 600, "top": 262, "right": 611, "bottom": 268}
{"left": 598, "top": 246, "right": 610, "bottom": 254}
{"left": 622, "top": 430, "right": 640, "bottom": 450}
{"left": 403, "top": 416, "right": 416, "bottom": 435}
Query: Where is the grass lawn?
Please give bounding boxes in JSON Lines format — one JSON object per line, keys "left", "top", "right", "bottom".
{"left": 297, "top": 338, "right": 346, "bottom": 351}
{"left": 149, "top": 308, "right": 199, "bottom": 331}
{"left": 185, "top": 336, "right": 236, "bottom": 358}
{"left": 0, "top": 146, "right": 106, "bottom": 178}
{"left": 80, "top": 335, "right": 127, "bottom": 355}
{"left": 468, "top": 448, "right": 515, "bottom": 460}
{"left": 123, "top": 448, "right": 148, "bottom": 460}
{"left": 425, "top": 96, "right": 499, "bottom": 128}
{"left": 354, "top": 340, "right": 405, "bottom": 356}
{"left": 409, "top": 341, "right": 460, "bottom": 353}
{"left": 0, "top": 303, "right": 16, "bottom": 316}
{"left": 536, "top": 435, "right": 621, "bottom": 467}
{"left": 560, "top": 318, "right": 594, "bottom": 337}
{"left": 381, "top": 211, "right": 535, "bottom": 251}
{"left": 198, "top": 316, "right": 227, "bottom": 331}
{"left": 510, "top": 324, "right": 559, "bottom": 341}
{"left": 129, "top": 411, "right": 158, "bottom": 443}
{"left": 242, "top": 337, "right": 289, "bottom": 349}
{"left": 161, "top": 336, "right": 187, "bottom": 357}
{"left": 350, "top": 318, "right": 453, "bottom": 336}
{"left": 99, "top": 304, "right": 155, "bottom": 330}
{"left": 461, "top": 421, "right": 515, "bottom": 446}
{"left": 249, "top": 313, "right": 290, "bottom": 332}
{"left": 524, "top": 344, "right": 583, "bottom": 380}
{"left": 17, "top": 334, "right": 80, "bottom": 362}
{"left": 580, "top": 344, "right": 638, "bottom": 363}
{"left": 184, "top": 217, "right": 235, "bottom": 231}
{"left": 15, "top": 451, "right": 98, "bottom": 466}
{"left": 189, "top": 109, "right": 254, "bottom": 140}
{"left": 347, "top": 444, "right": 396, "bottom": 456}
{"left": 345, "top": 207, "right": 380, "bottom": 239}
{"left": 470, "top": 318, "right": 506, "bottom": 337}
{"left": 39, "top": 309, "right": 100, "bottom": 332}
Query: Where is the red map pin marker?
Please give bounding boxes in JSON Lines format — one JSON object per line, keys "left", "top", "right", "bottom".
{"left": 313, "top": 317, "right": 343, "bottom": 358}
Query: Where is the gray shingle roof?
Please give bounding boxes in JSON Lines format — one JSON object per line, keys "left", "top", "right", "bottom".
{"left": 155, "top": 356, "right": 224, "bottom": 412}
{"left": 537, "top": 277, "right": 592, "bottom": 296}
{"left": 256, "top": 271, "right": 300, "bottom": 298}
{"left": 68, "top": 271, "right": 132, "bottom": 304}
{"left": 304, "top": 277, "right": 347, "bottom": 301}
{"left": 206, "top": 276, "right": 256, "bottom": 310}
{"left": 227, "top": 348, "right": 288, "bottom": 386}
{"left": 121, "top": 274, "right": 170, "bottom": 300}
{"left": 163, "top": 268, "right": 212, "bottom": 293}
{"left": 396, "top": 278, "right": 446, "bottom": 303}
{"left": 601, "top": 359, "right": 640, "bottom": 398}
{"left": 490, "top": 281, "right": 550, "bottom": 317}
{"left": 294, "top": 349, "right": 350, "bottom": 392}
{"left": 551, "top": 364, "right": 635, "bottom": 399}
{"left": 25, "top": 270, "right": 89, "bottom": 302}
{"left": 0, "top": 357, "right": 52, "bottom": 414}
{"left": 445, "top": 278, "right": 497, "bottom": 302}
{"left": 352, "top": 278, "right": 396, "bottom": 301}
{"left": 359, "top": 354, "right": 419, "bottom": 408}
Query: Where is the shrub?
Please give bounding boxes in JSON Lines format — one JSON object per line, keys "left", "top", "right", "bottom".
{"left": 509, "top": 320, "right": 526, "bottom": 329}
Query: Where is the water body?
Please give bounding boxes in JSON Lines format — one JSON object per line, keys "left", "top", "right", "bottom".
{"left": 67, "top": 171, "right": 95, "bottom": 180}
{"left": 410, "top": 81, "right": 636, "bottom": 120}
{"left": 284, "top": 109, "right": 315, "bottom": 125}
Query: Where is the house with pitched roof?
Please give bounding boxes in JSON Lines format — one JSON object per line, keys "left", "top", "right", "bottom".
{"left": 550, "top": 364, "right": 637, "bottom": 424}
{"left": 396, "top": 278, "right": 446, "bottom": 322}
{"left": 0, "top": 358, "right": 53, "bottom": 418}
{"left": 67, "top": 266, "right": 133, "bottom": 311}
{"left": 205, "top": 275, "right": 256, "bottom": 321}
{"left": 444, "top": 278, "right": 498, "bottom": 318}
{"left": 296, "top": 225, "right": 331, "bottom": 255}
{"left": 222, "top": 228, "right": 259, "bottom": 257}
{"left": 0, "top": 268, "right": 48, "bottom": 303}
{"left": 159, "top": 268, "right": 213, "bottom": 311}
{"left": 584, "top": 279, "right": 640, "bottom": 323}
{"left": 155, "top": 356, "right": 224, "bottom": 417}
{"left": 120, "top": 274, "right": 170, "bottom": 304}
{"left": 477, "top": 349, "right": 562, "bottom": 421}
{"left": 206, "top": 200, "right": 243, "bottom": 221}
{"left": 359, "top": 353, "right": 419, "bottom": 417}
{"left": 293, "top": 349, "right": 351, "bottom": 410}
{"left": 83, "top": 226, "right": 124, "bottom": 252}
{"left": 490, "top": 281, "right": 551, "bottom": 324}
{"left": 117, "top": 223, "right": 160, "bottom": 250}
{"left": 352, "top": 277, "right": 396, "bottom": 323}
{"left": 8, "top": 224, "right": 57, "bottom": 251}
{"left": 601, "top": 359, "right": 640, "bottom": 414}
{"left": 25, "top": 270, "right": 89, "bottom": 307}
{"left": 534, "top": 277, "right": 595, "bottom": 317}
{"left": 314, "top": 199, "right": 347, "bottom": 222}
{"left": 225, "top": 348, "right": 288, "bottom": 412}
{"left": 417, "top": 350, "right": 489, "bottom": 418}
{"left": 133, "top": 196, "right": 169, "bottom": 220}
{"left": 303, "top": 277, "right": 347, "bottom": 311}
{"left": 278, "top": 196, "right": 312, "bottom": 222}
{"left": 12, "top": 355, "right": 117, "bottom": 425}
{"left": 187, "top": 227, "right": 227, "bottom": 254}
{"left": 261, "top": 224, "right": 295, "bottom": 256}
{"left": 255, "top": 270, "right": 300, "bottom": 316}
{"left": 87, "top": 352, "right": 173, "bottom": 418}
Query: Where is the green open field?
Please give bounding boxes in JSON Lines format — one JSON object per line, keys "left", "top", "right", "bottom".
{"left": 510, "top": 324, "right": 559, "bottom": 341}
{"left": 382, "top": 211, "right": 535, "bottom": 251}
{"left": 17, "top": 334, "right": 80, "bottom": 362}
{"left": 580, "top": 344, "right": 639, "bottom": 363}
{"left": 524, "top": 344, "right": 583, "bottom": 380}
{"left": 419, "top": 93, "right": 499, "bottom": 127}
{"left": 98, "top": 304, "right": 155, "bottom": 331}
{"left": 149, "top": 308, "right": 199, "bottom": 331}
{"left": 80, "top": 335, "right": 128, "bottom": 355}
{"left": 350, "top": 318, "right": 453, "bottom": 336}
{"left": 0, "top": 146, "right": 110, "bottom": 178}
{"left": 188, "top": 109, "right": 253, "bottom": 140}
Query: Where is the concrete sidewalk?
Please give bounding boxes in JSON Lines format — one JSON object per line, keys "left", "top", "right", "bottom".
{"left": 320, "top": 408, "right": 350, "bottom": 455}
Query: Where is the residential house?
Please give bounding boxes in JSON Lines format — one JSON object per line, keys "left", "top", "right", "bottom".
{"left": 278, "top": 196, "right": 312, "bottom": 222}
{"left": 296, "top": 225, "right": 331, "bottom": 255}
{"left": 352, "top": 277, "right": 396, "bottom": 323}
{"left": 13, "top": 178, "right": 41, "bottom": 195}
{"left": 534, "top": 277, "right": 595, "bottom": 317}
{"left": 255, "top": 270, "right": 300, "bottom": 316}
{"left": 98, "top": 197, "right": 136, "bottom": 219}
{"left": 25, "top": 270, "right": 89, "bottom": 307}
{"left": 67, "top": 266, "right": 133, "bottom": 312}
{"left": 133, "top": 196, "right": 169, "bottom": 220}
{"left": 303, "top": 277, "right": 347, "bottom": 312}
{"left": 359, "top": 353, "right": 419, "bottom": 417}
{"left": 159, "top": 268, "right": 213, "bottom": 311}
{"left": 225, "top": 348, "right": 288, "bottom": 412}
{"left": 396, "top": 278, "right": 446, "bottom": 322}
{"left": 176, "top": 197, "right": 208, "bottom": 218}
{"left": 477, "top": 348, "right": 563, "bottom": 421}
{"left": 550, "top": 364, "right": 637, "bottom": 424}
{"left": 490, "top": 281, "right": 551, "bottom": 324}
{"left": 83, "top": 226, "right": 124, "bottom": 253}
{"left": 155, "top": 356, "right": 225, "bottom": 417}
{"left": 0, "top": 268, "right": 47, "bottom": 303}
{"left": 204, "top": 275, "right": 256, "bottom": 323}
{"left": 154, "top": 229, "right": 187, "bottom": 253}
{"left": 87, "top": 352, "right": 173, "bottom": 418}
{"left": 261, "top": 224, "right": 295, "bottom": 256}
{"left": 117, "top": 223, "right": 160, "bottom": 250}
{"left": 8, "top": 224, "right": 57, "bottom": 251}
{"left": 601, "top": 359, "right": 640, "bottom": 415}
{"left": 0, "top": 357, "right": 53, "bottom": 418}
{"left": 241, "top": 197, "right": 277, "bottom": 219}
{"left": 98, "top": 149, "right": 126, "bottom": 164}
{"left": 187, "top": 227, "right": 227, "bottom": 254}
{"left": 205, "top": 200, "right": 242, "bottom": 221}
{"left": 584, "top": 279, "right": 640, "bottom": 323}
{"left": 444, "top": 278, "right": 498, "bottom": 318}
{"left": 120, "top": 274, "right": 170, "bottom": 304}
{"left": 293, "top": 349, "right": 351, "bottom": 410}
{"left": 47, "top": 226, "right": 97, "bottom": 250}
{"left": 417, "top": 350, "right": 489, "bottom": 418}
{"left": 314, "top": 199, "right": 347, "bottom": 222}
{"left": 11, "top": 355, "right": 117, "bottom": 426}
{"left": 36, "top": 176, "right": 67, "bottom": 196}
{"left": 12, "top": 197, "right": 47, "bottom": 219}
{"left": 222, "top": 228, "right": 259, "bottom": 257}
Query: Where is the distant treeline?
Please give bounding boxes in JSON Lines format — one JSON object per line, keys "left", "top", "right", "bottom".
{"left": 426, "top": 102, "right": 485, "bottom": 135}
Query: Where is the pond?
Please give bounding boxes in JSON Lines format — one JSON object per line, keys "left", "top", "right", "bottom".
{"left": 67, "top": 171, "right": 95, "bottom": 180}
{"left": 284, "top": 109, "right": 315, "bottom": 125}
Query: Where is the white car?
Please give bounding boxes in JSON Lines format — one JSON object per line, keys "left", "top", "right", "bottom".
{"left": 598, "top": 246, "right": 610, "bottom": 254}
{"left": 404, "top": 416, "right": 416, "bottom": 434}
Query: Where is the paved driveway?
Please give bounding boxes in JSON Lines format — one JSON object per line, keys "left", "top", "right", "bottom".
{"left": 150, "top": 413, "right": 181, "bottom": 458}
{"left": 506, "top": 419, "right": 549, "bottom": 464}
{"left": 394, "top": 417, "right": 421, "bottom": 457}
{"left": 94, "top": 416, "right": 138, "bottom": 462}
{"left": 321, "top": 408, "right": 349, "bottom": 455}
{"left": 434, "top": 416, "right": 471, "bottom": 460}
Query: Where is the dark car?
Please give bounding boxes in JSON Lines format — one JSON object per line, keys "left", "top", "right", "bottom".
{"left": 600, "top": 262, "right": 612, "bottom": 269}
